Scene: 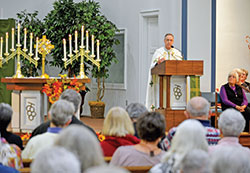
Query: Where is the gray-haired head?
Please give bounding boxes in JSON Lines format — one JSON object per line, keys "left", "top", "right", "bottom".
{"left": 49, "top": 100, "right": 74, "bottom": 127}
{"left": 0, "top": 103, "right": 13, "bottom": 131}
{"left": 31, "top": 146, "right": 81, "bottom": 173}
{"left": 126, "top": 103, "right": 148, "bottom": 120}
{"left": 85, "top": 165, "right": 129, "bottom": 173}
{"left": 181, "top": 149, "right": 211, "bottom": 173}
{"left": 218, "top": 108, "right": 245, "bottom": 137}
{"left": 163, "top": 119, "right": 208, "bottom": 171}
{"left": 54, "top": 125, "right": 104, "bottom": 172}
{"left": 59, "top": 89, "right": 81, "bottom": 113}
{"left": 186, "top": 96, "right": 210, "bottom": 117}
{"left": 211, "top": 146, "right": 250, "bottom": 173}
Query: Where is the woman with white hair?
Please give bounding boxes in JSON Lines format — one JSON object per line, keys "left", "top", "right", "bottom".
{"left": 180, "top": 149, "right": 211, "bottom": 173}
{"left": 211, "top": 146, "right": 250, "bottom": 173}
{"left": 209, "top": 108, "right": 250, "bottom": 154}
{"left": 220, "top": 70, "right": 250, "bottom": 132}
{"left": 0, "top": 103, "right": 23, "bottom": 150}
{"left": 101, "top": 107, "right": 140, "bottom": 156}
{"left": 31, "top": 146, "right": 81, "bottom": 173}
{"left": 150, "top": 119, "right": 208, "bottom": 173}
{"left": 54, "top": 125, "right": 104, "bottom": 172}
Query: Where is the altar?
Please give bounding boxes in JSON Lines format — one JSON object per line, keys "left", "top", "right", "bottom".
{"left": 1, "top": 77, "right": 90, "bottom": 132}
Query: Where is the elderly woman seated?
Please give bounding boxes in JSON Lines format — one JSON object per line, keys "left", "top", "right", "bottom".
{"left": 0, "top": 103, "right": 23, "bottom": 150}
{"left": 180, "top": 149, "right": 211, "bottom": 173}
{"left": 209, "top": 108, "right": 250, "bottom": 154}
{"left": 31, "top": 146, "right": 81, "bottom": 173}
{"left": 110, "top": 112, "right": 166, "bottom": 166}
{"left": 150, "top": 119, "right": 208, "bottom": 173}
{"left": 100, "top": 107, "right": 140, "bottom": 157}
{"left": 239, "top": 68, "right": 250, "bottom": 92}
{"left": 220, "top": 70, "right": 250, "bottom": 132}
{"left": 54, "top": 125, "right": 104, "bottom": 172}
{"left": 211, "top": 146, "right": 250, "bottom": 173}
{"left": 126, "top": 103, "right": 148, "bottom": 138}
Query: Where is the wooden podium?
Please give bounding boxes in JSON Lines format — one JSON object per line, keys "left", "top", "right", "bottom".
{"left": 151, "top": 60, "right": 203, "bottom": 130}
{"left": 1, "top": 78, "right": 90, "bottom": 132}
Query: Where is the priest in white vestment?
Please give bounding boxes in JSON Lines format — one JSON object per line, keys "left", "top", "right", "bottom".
{"left": 145, "top": 33, "right": 183, "bottom": 110}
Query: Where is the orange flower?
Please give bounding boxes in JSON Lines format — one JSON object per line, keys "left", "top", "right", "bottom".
{"left": 42, "top": 75, "right": 84, "bottom": 104}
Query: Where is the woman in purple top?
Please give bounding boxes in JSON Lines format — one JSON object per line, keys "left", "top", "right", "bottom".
{"left": 220, "top": 70, "right": 250, "bottom": 132}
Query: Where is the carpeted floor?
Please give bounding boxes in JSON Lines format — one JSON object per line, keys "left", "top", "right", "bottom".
{"left": 80, "top": 116, "right": 104, "bottom": 132}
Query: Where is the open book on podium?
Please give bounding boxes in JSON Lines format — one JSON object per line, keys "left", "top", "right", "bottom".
{"left": 151, "top": 60, "right": 203, "bottom": 130}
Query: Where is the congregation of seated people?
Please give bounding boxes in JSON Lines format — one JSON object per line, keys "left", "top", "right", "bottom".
{"left": 0, "top": 89, "right": 250, "bottom": 173}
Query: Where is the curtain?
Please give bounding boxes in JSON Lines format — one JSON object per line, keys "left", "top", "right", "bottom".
{"left": 0, "top": 19, "right": 15, "bottom": 104}
{"left": 190, "top": 75, "right": 200, "bottom": 98}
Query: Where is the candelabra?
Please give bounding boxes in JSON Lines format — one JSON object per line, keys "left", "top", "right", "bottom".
{"left": 63, "top": 25, "right": 101, "bottom": 79}
{"left": 0, "top": 23, "right": 39, "bottom": 78}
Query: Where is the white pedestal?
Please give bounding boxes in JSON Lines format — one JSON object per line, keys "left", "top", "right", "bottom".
{"left": 170, "top": 76, "right": 186, "bottom": 110}
{"left": 20, "top": 91, "right": 44, "bottom": 130}
{"left": 11, "top": 91, "right": 21, "bottom": 132}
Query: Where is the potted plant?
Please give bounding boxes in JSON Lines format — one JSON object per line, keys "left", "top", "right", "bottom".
{"left": 44, "top": 0, "right": 119, "bottom": 118}
{"left": 16, "top": 10, "right": 44, "bottom": 77}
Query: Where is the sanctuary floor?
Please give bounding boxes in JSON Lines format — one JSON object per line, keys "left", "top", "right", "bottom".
{"left": 80, "top": 116, "right": 104, "bottom": 132}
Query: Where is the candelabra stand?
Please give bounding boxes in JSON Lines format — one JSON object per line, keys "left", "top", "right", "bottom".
{"left": 0, "top": 43, "right": 39, "bottom": 78}
{"left": 63, "top": 47, "right": 100, "bottom": 79}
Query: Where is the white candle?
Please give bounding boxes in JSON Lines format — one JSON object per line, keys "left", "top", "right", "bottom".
{"left": 91, "top": 35, "right": 94, "bottom": 55}
{"left": 17, "top": 23, "right": 20, "bottom": 45}
{"left": 35, "top": 37, "right": 38, "bottom": 58}
{"left": 29, "top": 33, "right": 33, "bottom": 54}
{"left": 24, "top": 28, "right": 27, "bottom": 49}
{"left": 75, "top": 31, "right": 78, "bottom": 52}
{"left": 97, "top": 40, "right": 100, "bottom": 60}
{"left": 63, "top": 39, "right": 66, "bottom": 60}
{"left": 81, "top": 25, "right": 84, "bottom": 47}
{"left": 0, "top": 37, "right": 3, "bottom": 57}
{"left": 69, "top": 34, "right": 72, "bottom": 55}
{"left": 11, "top": 28, "right": 14, "bottom": 50}
{"left": 5, "top": 32, "right": 8, "bottom": 54}
{"left": 86, "top": 31, "right": 89, "bottom": 51}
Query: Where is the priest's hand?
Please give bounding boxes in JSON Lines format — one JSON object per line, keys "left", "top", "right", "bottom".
{"left": 157, "top": 58, "right": 165, "bottom": 64}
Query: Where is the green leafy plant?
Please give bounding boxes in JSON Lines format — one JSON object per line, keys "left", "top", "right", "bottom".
{"left": 16, "top": 10, "right": 44, "bottom": 76}
{"left": 44, "top": 0, "right": 119, "bottom": 102}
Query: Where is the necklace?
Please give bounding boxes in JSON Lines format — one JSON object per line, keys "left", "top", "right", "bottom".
{"left": 138, "top": 141, "right": 159, "bottom": 157}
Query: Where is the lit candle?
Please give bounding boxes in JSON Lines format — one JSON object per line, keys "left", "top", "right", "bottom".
{"left": 24, "top": 28, "right": 27, "bottom": 50}
{"left": 0, "top": 37, "right": 3, "bottom": 57}
{"left": 5, "top": 32, "right": 8, "bottom": 54}
{"left": 29, "top": 33, "right": 33, "bottom": 54}
{"left": 86, "top": 31, "right": 89, "bottom": 51}
{"left": 81, "top": 25, "right": 84, "bottom": 47}
{"left": 97, "top": 40, "right": 100, "bottom": 60}
{"left": 69, "top": 34, "right": 72, "bottom": 55}
{"left": 17, "top": 23, "right": 20, "bottom": 45}
{"left": 11, "top": 28, "right": 14, "bottom": 50}
{"left": 75, "top": 31, "right": 78, "bottom": 52}
{"left": 35, "top": 37, "right": 38, "bottom": 58}
{"left": 91, "top": 35, "right": 94, "bottom": 55}
{"left": 63, "top": 39, "right": 66, "bottom": 60}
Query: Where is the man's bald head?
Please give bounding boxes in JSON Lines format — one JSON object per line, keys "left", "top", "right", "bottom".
{"left": 186, "top": 96, "right": 210, "bottom": 118}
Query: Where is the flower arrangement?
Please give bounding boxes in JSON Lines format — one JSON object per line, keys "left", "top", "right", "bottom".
{"left": 21, "top": 132, "right": 31, "bottom": 142}
{"left": 42, "top": 74, "right": 85, "bottom": 104}
{"left": 96, "top": 132, "right": 105, "bottom": 142}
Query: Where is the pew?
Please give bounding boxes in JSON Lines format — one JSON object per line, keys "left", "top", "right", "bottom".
{"left": 123, "top": 166, "right": 152, "bottom": 173}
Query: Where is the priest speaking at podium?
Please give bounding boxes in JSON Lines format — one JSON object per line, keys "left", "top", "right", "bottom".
{"left": 146, "top": 33, "right": 183, "bottom": 110}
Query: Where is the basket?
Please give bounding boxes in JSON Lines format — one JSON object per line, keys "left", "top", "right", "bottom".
{"left": 89, "top": 101, "right": 105, "bottom": 118}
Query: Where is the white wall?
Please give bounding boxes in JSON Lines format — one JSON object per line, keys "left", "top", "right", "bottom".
{"left": 187, "top": 0, "right": 211, "bottom": 92}
{"left": 82, "top": 0, "right": 182, "bottom": 116}
{"left": 216, "top": 0, "right": 250, "bottom": 89}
